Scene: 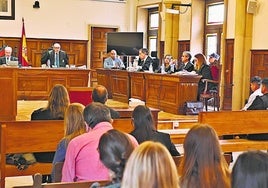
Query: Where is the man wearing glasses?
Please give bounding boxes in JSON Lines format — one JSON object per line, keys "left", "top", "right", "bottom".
{"left": 41, "top": 42, "right": 69, "bottom": 68}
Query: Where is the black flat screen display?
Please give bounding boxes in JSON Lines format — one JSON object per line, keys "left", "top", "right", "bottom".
{"left": 107, "top": 32, "right": 143, "bottom": 56}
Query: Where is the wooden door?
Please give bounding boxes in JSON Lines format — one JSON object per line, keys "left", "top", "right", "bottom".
{"left": 90, "top": 27, "right": 117, "bottom": 86}
{"left": 222, "top": 39, "right": 234, "bottom": 110}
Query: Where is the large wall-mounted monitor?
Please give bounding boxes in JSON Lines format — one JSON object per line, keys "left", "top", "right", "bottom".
{"left": 107, "top": 32, "right": 143, "bottom": 56}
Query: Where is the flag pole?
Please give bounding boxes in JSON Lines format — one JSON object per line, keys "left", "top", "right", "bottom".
{"left": 19, "top": 17, "right": 29, "bottom": 67}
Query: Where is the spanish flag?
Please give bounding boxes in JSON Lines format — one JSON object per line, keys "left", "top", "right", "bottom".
{"left": 19, "top": 18, "right": 29, "bottom": 66}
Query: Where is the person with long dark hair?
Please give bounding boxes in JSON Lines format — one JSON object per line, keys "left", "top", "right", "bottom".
{"left": 179, "top": 124, "right": 230, "bottom": 188}
{"left": 130, "top": 105, "right": 180, "bottom": 156}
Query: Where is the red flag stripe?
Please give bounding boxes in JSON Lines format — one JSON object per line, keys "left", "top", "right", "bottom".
{"left": 19, "top": 18, "right": 29, "bottom": 66}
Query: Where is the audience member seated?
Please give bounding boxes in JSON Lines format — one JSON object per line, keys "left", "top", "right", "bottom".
{"left": 91, "top": 129, "right": 138, "bottom": 188}
{"left": 103, "top": 49, "right": 125, "bottom": 69}
{"left": 121, "top": 141, "right": 179, "bottom": 188}
{"left": 208, "top": 52, "right": 220, "bottom": 81}
{"left": 247, "top": 77, "right": 268, "bottom": 140}
{"left": 0, "top": 46, "right": 18, "bottom": 65}
{"left": 179, "top": 124, "right": 230, "bottom": 188}
{"left": 242, "top": 76, "right": 262, "bottom": 110}
{"left": 92, "top": 85, "right": 120, "bottom": 119}
{"left": 31, "top": 84, "right": 70, "bottom": 183}
{"left": 248, "top": 77, "right": 268, "bottom": 110}
{"left": 51, "top": 103, "right": 86, "bottom": 182}
{"left": 231, "top": 150, "right": 268, "bottom": 188}
{"left": 61, "top": 102, "right": 137, "bottom": 182}
{"left": 41, "top": 42, "right": 69, "bottom": 68}
{"left": 130, "top": 105, "right": 180, "bottom": 156}
{"left": 177, "top": 51, "right": 194, "bottom": 72}
{"left": 137, "top": 48, "right": 158, "bottom": 72}
{"left": 193, "top": 53, "right": 214, "bottom": 101}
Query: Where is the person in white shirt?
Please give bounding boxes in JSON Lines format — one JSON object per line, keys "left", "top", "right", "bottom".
{"left": 0, "top": 46, "right": 18, "bottom": 65}
{"left": 103, "top": 49, "right": 125, "bottom": 69}
{"left": 242, "top": 76, "right": 263, "bottom": 110}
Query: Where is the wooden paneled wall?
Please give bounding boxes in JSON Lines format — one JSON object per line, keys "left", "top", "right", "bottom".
{"left": 251, "top": 50, "right": 268, "bottom": 78}
{"left": 178, "top": 40, "right": 190, "bottom": 60}
{"left": 0, "top": 37, "right": 88, "bottom": 67}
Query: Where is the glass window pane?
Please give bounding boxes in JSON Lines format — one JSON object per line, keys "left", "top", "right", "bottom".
{"left": 150, "top": 13, "right": 159, "bottom": 28}
{"left": 149, "top": 37, "right": 157, "bottom": 53}
{"left": 206, "top": 34, "right": 217, "bottom": 57}
{"left": 207, "top": 3, "right": 224, "bottom": 24}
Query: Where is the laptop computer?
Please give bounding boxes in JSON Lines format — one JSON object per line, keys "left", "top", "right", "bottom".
{"left": 6, "top": 60, "right": 19, "bottom": 67}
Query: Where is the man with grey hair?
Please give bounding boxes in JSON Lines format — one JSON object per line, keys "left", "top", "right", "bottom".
{"left": 177, "top": 51, "right": 194, "bottom": 72}
{"left": 41, "top": 42, "right": 69, "bottom": 67}
{"left": 0, "top": 46, "right": 18, "bottom": 65}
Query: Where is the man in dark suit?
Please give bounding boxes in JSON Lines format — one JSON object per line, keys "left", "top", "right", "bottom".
{"left": 177, "top": 51, "right": 194, "bottom": 72}
{"left": 92, "top": 85, "right": 120, "bottom": 119}
{"left": 138, "top": 48, "right": 158, "bottom": 71}
{"left": 41, "top": 43, "right": 69, "bottom": 68}
{"left": 0, "top": 46, "right": 18, "bottom": 65}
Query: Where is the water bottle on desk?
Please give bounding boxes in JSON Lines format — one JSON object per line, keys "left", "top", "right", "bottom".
{"left": 47, "top": 59, "right": 51, "bottom": 68}
{"left": 161, "top": 62, "right": 165, "bottom": 74}
{"left": 149, "top": 63, "right": 153, "bottom": 73}
{"left": 171, "top": 64, "right": 175, "bottom": 73}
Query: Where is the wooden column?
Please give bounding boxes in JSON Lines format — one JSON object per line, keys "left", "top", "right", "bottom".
{"left": 0, "top": 68, "right": 17, "bottom": 121}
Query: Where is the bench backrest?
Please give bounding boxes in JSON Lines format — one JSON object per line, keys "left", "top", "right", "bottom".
{"left": 112, "top": 118, "right": 133, "bottom": 133}
{"left": 0, "top": 120, "right": 64, "bottom": 154}
{"left": 198, "top": 110, "right": 268, "bottom": 136}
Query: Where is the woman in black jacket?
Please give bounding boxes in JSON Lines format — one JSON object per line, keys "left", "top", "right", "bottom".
{"left": 130, "top": 105, "right": 180, "bottom": 156}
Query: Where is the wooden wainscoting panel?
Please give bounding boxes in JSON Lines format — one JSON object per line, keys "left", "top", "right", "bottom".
{"left": 251, "top": 50, "right": 268, "bottom": 78}
{"left": 0, "top": 37, "right": 88, "bottom": 67}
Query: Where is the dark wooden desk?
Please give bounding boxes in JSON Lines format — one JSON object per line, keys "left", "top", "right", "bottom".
{"left": 96, "top": 68, "right": 201, "bottom": 114}
{"left": 17, "top": 67, "right": 90, "bottom": 100}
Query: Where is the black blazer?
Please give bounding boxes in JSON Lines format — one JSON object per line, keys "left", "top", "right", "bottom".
{"left": 108, "top": 106, "right": 120, "bottom": 119}
{"left": 196, "top": 64, "right": 213, "bottom": 100}
{"left": 31, "top": 108, "right": 64, "bottom": 120}
{"left": 0, "top": 56, "right": 18, "bottom": 65}
{"left": 138, "top": 56, "right": 159, "bottom": 71}
{"left": 41, "top": 50, "right": 69, "bottom": 67}
{"left": 130, "top": 129, "right": 180, "bottom": 156}
{"left": 177, "top": 61, "right": 194, "bottom": 72}
{"left": 247, "top": 93, "right": 268, "bottom": 110}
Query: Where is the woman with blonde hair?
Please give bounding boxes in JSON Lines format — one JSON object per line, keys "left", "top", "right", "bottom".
{"left": 193, "top": 53, "right": 213, "bottom": 100}
{"left": 121, "top": 141, "right": 179, "bottom": 188}
{"left": 179, "top": 124, "right": 230, "bottom": 188}
{"left": 51, "top": 103, "right": 87, "bottom": 182}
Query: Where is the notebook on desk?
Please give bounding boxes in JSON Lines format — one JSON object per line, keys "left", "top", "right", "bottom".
{"left": 6, "top": 60, "right": 19, "bottom": 67}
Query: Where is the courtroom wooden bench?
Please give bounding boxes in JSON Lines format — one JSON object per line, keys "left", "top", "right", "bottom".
{"left": 0, "top": 120, "right": 64, "bottom": 188}
{"left": 167, "top": 110, "right": 268, "bottom": 152}
{"left": 198, "top": 110, "right": 268, "bottom": 152}
{"left": 12, "top": 179, "right": 109, "bottom": 188}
